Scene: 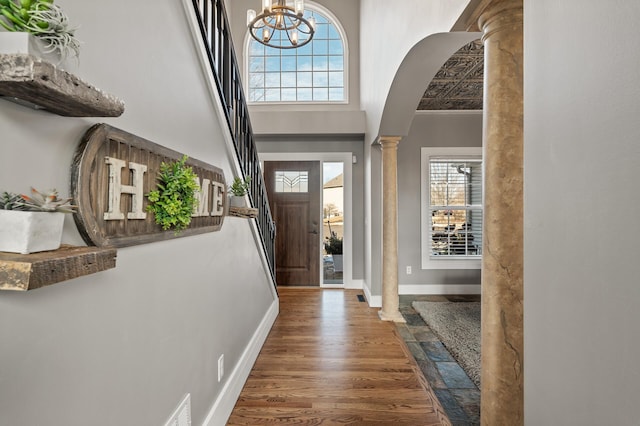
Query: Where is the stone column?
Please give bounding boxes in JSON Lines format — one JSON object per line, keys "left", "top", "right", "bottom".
{"left": 378, "top": 136, "right": 405, "bottom": 323}
{"left": 476, "top": 0, "right": 524, "bottom": 424}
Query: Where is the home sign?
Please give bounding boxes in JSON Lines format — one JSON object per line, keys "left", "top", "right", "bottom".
{"left": 72, "top": 124, "right": 227, "bottom": 248}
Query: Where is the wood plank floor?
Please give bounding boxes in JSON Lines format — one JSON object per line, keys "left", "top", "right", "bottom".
{"left": 227, "top": 288, "right": 451, "bottom": 425}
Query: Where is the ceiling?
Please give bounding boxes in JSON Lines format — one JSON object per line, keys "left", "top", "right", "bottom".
{"left": 418, "top": 39, "right": 484, "bottom": 111}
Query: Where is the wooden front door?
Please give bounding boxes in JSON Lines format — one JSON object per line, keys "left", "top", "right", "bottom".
{"left": 264, "top": 161, "right": 320, "bottom": 286}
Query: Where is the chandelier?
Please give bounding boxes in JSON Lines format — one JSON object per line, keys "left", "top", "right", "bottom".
{"left": 247, "top": 0, "right": 316, "bottom": 49}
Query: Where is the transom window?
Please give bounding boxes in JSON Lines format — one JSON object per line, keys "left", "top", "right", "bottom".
{"left": 247, "top": 6, "right": 346, "bottom": 103}
{"left": 275, "top": 171, "right": 309, "bottom": 192}
{"left": 421, "top": 148, "right": 483, "bottom": 269}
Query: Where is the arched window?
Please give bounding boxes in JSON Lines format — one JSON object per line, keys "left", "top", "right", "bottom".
{"left": 246, "top": 4, "right": 346, "bottom": 103}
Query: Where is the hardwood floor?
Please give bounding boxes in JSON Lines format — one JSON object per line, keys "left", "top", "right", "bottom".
{"left": 227, "top": 288, "right": 451, "bottom": 425}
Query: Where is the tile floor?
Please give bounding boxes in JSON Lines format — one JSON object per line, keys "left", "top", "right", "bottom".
{"left": 397, "top": 295, "right": 481, "bottom": 426}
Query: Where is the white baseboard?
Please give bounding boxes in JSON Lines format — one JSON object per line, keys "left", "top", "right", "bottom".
{"left": 202, "top": 298, "right": 279, "bottom": 426}
{"left": 346, "top": 279, "right": 364, "bottom": 290}
{"left": 363, "top": 283, "right": 382, "bottom": 307}
{"left": 399, "top": 284, "right": 481, "bottom": 295}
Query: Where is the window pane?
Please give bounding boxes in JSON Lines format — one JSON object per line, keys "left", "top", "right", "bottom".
{"left": 328, "top": 26, "right": 340, "bottom": 40}
{"left": 297, "top": 72, "right": 312, "bottom": 87}
{"left": 315, "top": 23, "right": 329, "bottom": 39}
{"left": 297, "top": 56, "right": 312, "bottom": 71}
{"left": 249, "top": 88, "right": 264, "bottom": 102}
{"left": 313, "top": 56, "right": 328, "bottom": 71}
{"left": 431, "top": 209, "right": 482, "bottom": 256}
{"left": 275, "top": 171, "right": 309, "bottom": 193}
{"left": 329, "top": 56, "right": 343, "bottom": 71}
{"left": 281, "top": 88, "right": 297, "bottom": 101}
{"left": 313, "top": 71, "right": 329, "bottom": 87}
{"left": 250, "top": 57, "right": 265, "bottom": 72}
{"left": 329, "top": 40, "right": 343, "bottom": 55}
{"left": 250, "top": 42, "right": 264, "bottom": 56}
{"left": 313, "top": 39, "right": 329, "bottom": 55}
{"left": 282, "top": 56, "right": 296, "bottom": 71}
{"left": 297, "top": 88, "right": 312, "bottom": 101}
{"left": 249, "top": 73, "right": 265, "bottom": 89}
{"left": 329, "top": 87, "right": 344, "bottom": 101}
{"left": 265, "top": 73, "right": 280, "bottom": 88}
{"left": 265, "top": 88, "right": 280, "bottom": 101}
{"left": 266, "top": 56, "right": 280, "bottom": 72}
{"left": 313, "top": 88, "right": 329, "bottom": 101}
{"left": 329, "top": 71, "right": 343, "bottom": 87}
{"left": 281, "top": 72, "right": 297, "bottom": 87}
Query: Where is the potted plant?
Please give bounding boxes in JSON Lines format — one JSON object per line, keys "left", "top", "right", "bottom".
{"left": 0, "top": 187, "right": 75, "bottom": 254}
{"left": 146, "top": 155, "right": 199, "bottom": 233}
{"left": 0, "top": 0, "right": 80, "bottom": 62}
{"left": 228, "top": 176, "right": 251, "bottom": 208}
{"left": 324, "top": 231, "right": 343, "bottom": 272}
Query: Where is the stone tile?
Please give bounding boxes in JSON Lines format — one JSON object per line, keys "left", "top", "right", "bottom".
{"left": 395, "top": 324, "right": 415, "bottom": 342}
{"left": 406, "top": 342, "right": 428, "bottom": 361}
{"left": 433, "top": 389, "right": 473, "bottom": 426}
{"left": 450, "top": 388, "right": 481, "bottom": 424}
{"left": 409, "top": 326, "right": 440, "bottom": 342}
{"left": 417, "top": 359, "right": 447, "bottom": 389}
{"left": 436, "top": 362, "right": 476, "bottom": 389}
{"left": 403, "top": 312, "right": 426, "bottom": 326}
{"left": 420, "top": 341, "right": 455, "bottom": 362}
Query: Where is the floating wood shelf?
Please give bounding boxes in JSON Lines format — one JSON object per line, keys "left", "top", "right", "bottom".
{"left": 228, "top": 206, "right": 258, "bottom": 219}
{"left": 0, "top": 245, "right": 117, "bottom": 291}
{"left": 0, "top": 53, "right": 124, "bottom": 117}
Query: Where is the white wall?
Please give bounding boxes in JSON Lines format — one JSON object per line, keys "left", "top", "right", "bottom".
{"left": 0, "top": 1, "right": 275, "bottom": 425}
{"left": 524, "top": 1, "right": 640, "bottom": 424}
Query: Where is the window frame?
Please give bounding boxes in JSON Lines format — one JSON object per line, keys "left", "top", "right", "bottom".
{"left": 421, "top": 147, "right": 483, "bottom": 270}
{"left": 244, "top": 1, "right": 349, "bottom": 105}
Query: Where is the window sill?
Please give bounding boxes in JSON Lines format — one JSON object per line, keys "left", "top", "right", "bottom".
{"left": 422, "top": 257, "right": 481, "bottom": 270}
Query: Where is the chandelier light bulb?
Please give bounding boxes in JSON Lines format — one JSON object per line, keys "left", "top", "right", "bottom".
{"left": 308, "top": 16, "right": 316, "bottom": 30}
{"left": 262, "top": 0, "right": 271, "bottom": 13}
{"left": 262, "top": 27, "right": 270, "bottom": 42}
{"left": 291, "top": 29, "right": 299, "bottom": 45}
{"left": 247, "top": 9, "right": 256, "bottom": 26}
{"left": 295, "top": 0, "right": 304, "bottom": 16}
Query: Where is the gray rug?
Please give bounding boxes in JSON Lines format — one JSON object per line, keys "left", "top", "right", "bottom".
{"left": 412, "top": 301, "right": 481, "bottom": 387}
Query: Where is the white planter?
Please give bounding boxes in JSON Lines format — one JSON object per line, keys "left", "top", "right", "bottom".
{"left": 332, "top": 254, "right": 343, "bottom": 272}
{"left": 0, "top": 210, "right": 65, "bottom": 254}
{"left": 229, "top": 196, "right": 246, "bottom": 208}
{"left": 0, "top": 32, "right": 77, "bottom": 73}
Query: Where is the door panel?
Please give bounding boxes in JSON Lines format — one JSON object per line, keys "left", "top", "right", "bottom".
{"left": 264, "top": 161, "right": 320, "bottom": 286}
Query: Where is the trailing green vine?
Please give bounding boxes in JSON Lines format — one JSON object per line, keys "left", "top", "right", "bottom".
{"left": 146, "top": 155, "right": 199, "bottom": 232}
{"left": 0, "top": 0, "right": 80, "bottom": 60}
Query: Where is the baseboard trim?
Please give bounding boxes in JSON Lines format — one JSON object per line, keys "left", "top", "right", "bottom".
{"left": 363, "top": 284, "right": 382, "bottom": 307}
{"left": 399, "top": 284, "right": 481, "bottom": 295}
{"left": 346, "top": 279, "right": 364, "bottom": 290}
{"left": 202, "top": 298, "right": 279, "bottom": 426}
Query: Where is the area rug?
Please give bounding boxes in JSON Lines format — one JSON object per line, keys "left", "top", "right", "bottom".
{"left": 412, "top": 301, "right": 481, "bottom": 387}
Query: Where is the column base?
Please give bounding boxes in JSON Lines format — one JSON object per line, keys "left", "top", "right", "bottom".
{"left": 378, "top": 310, "right": 406, "bottom": 323}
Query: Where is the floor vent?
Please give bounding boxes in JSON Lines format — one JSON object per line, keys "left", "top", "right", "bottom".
{"left": 357, "top": 294, "right": 366, "bottom": 302}
{"left": 164, "top": 393, "right": 191, "bottom": 426}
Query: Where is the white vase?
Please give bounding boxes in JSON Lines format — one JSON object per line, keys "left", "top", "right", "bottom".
{"left": 0, "top": 32, "right": 77, "bottom": 73}
{"left": 0, "top": 210, "right": 65, "bottom": 254}
{"left": 229, "top": 196, "right": 246, "bottom": 208}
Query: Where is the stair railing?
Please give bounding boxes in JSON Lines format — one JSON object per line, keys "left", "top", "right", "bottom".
{"left": 190, "top": 0, "right": 276, "bottom": 282}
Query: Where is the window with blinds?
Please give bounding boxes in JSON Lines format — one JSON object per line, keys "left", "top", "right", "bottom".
{"left": 421, "top": 147, "right": 483, "bottom": 268}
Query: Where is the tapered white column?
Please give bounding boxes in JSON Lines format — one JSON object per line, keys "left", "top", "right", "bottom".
{"left": 378, "top": 136, "right": 405, "bottom": 323}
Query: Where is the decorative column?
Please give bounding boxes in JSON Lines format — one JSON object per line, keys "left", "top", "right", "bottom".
{"left": 474, "top": 0, "right": 524, "bottom": 424}
{"left": 378, "top": 136, "right": 405, "bottom": 323}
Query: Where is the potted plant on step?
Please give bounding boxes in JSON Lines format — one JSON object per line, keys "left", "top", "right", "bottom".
{"left": 0, "top": 187, "right": 75, "bottom": 254}
{"left": 228, "top": 176, "right": 251, "bottom": 208}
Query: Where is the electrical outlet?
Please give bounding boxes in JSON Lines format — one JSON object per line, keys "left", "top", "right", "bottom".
{"left": 406, "top": 266, "right": 412, "bottom": 275}
{"left": 218, "top": 354, "right": 224, "bottom": 382}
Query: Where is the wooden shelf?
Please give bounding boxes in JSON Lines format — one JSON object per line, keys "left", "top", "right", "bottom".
{"left": 228, "top": 206, "right": 258, "bottom": 219}
{"left": 0, "top": 245, "right": 117, "bottom": 291}
{"left": 0, "top": 53, "right": 124, "bottom": 117}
